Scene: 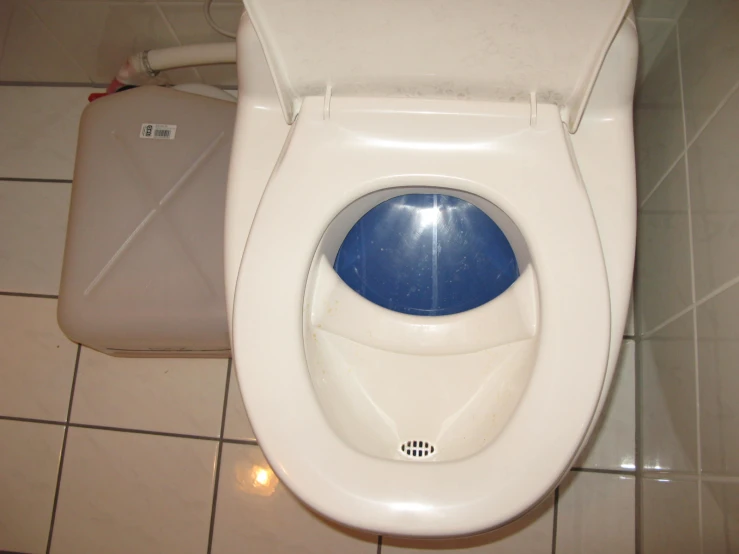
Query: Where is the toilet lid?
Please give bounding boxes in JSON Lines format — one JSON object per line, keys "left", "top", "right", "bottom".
{"left": 231, "top": 97, "right": 612, "bottom": 535}
{"left": 244, "top": 0, "right": 631, "bottom": 131}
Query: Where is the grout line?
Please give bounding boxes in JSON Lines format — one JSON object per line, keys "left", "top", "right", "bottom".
{"left": 701, "top": 474, "right": 739, "bottom": 484}
{"left": 641, "top": 76, "right": 739, "bottom": 213}
{"left": 45, "top": 427, "right": 70, "bottom": 554}
{"left": 677, "top": 21, "right": 705, "bottom": 554}
{"left": 684, "top": 78, "right": 739, "bottom": 152}
{"left": 570, "top": 467, "right": 636, "bottom": 476}
{"left": 0, "top": 81, "right": 237, "bottom": 91}
{"left": 641, "top": 471, "right": 700, "bottom": 481}
{"left": 640, "top": 268, "right": 739, "bottom": 338}
{"left": 0, "top": 81, "right": 104, "bottom": 88}
{"left": 64, "top": 345, "right": 81, "bottom": 424}
{"left": 694, "top": 274, "right": 739, "bottom": 310}
{"left": 219, "top": 360, "right": 232, "bottom": 439}
{"left": 156, "top": 3, "right": 206, "bottom": 86}
{"left": 377, "top": 535, "right": 383, "bottom": 554}
{"left": 551, "top": 488, "right": 559, "bottom": 554}
{"left": 0, "top": 177, "right": 73, "bottom": 184}
{"left": 639, "top": 151, "right": 685, "bottom": 209}
{"left": 207, "top": 441, "right": 225, "bottom": 553}
{"left": 693, "top": 304, "right": 704, "bottom": 550}
{"left": 207, "top": 360, "right": 232, "bottom": 554}
{"left": 0, "top": 291, "right": 58, "bottom": 300}
{"left": 68, "top": 422, "right": 220, "bottom": 442}
{"left": 634, "top": 16, "right": 679, "bottom": 22}
{"left": 640, "top": 304, "right": 693, "bottom": 339}
{"left": 636, "top": 26, "right": 686, "bottom": 210}
{"left": 23, "top": 3, "right": 93, "bottom": 84}
{"left": 0, "top": 415, "right": 65, "bottom": 427}
{"left": 222, "top": 437, "right": 258, "bottom": 446}
{"left": 45, "top": 344, "right": 80, "bottom": 554}
{"left": 634, "top": 314, "right": 643, "bottom": 554}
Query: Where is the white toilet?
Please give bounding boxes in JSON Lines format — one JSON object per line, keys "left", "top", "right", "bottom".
{"left": 225, "top": 0, "right": 637, "bottom": 537}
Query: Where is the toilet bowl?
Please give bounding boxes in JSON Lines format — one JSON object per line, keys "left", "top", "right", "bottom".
{"left": 225, "top": 0, "right": 637, "bottom": 536}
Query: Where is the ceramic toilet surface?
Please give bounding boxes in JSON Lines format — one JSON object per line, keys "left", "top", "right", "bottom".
{"left": 231, "top": 96, "right": 612, "bottom": 535}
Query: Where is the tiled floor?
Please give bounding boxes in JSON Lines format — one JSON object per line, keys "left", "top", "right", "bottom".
{"left": 0, "top": 85, "right": 638, "bottom": 554}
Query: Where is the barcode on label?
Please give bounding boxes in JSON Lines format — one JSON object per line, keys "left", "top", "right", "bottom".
{"left": 140, "top": 123, "right": 177, "bottom": 140}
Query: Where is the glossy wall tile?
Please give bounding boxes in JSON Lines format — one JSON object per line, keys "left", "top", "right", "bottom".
{"left": 556, "top": 471, "right": 636, "bottom": 554}
{"left": 634, "top": 0, "right": 739, "bottom": 551}
{"left": 636, "top": 158, "right": 692, "bottom": 334}
{"left": 697, "top": 282, "right": 739, "bottom": 477}
{"left": 689, "top": 88, "right": 739, "bottom": 300}
{"left": 678, "top": 0, "right": 739, "bottom": 143}
{"left": 702, "top": 481, "right": 739, "bottom": 553}
{"left": 640, "top": 311, "right": 697, "bottom": 473}
{"left": 576, "top": 340, "right": 636, "bottom": 472}
{"left": 634, "top": 26, "right": 684, "bottom": 203}
{"left": 641, "top": 476, "right": 700, "bottom": 554}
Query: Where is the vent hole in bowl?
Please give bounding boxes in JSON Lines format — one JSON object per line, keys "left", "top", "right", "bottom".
{"left": 400, "top": 440, "right": 436, "bottom": 459}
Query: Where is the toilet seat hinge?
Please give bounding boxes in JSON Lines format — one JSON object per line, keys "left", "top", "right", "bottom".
{"left": 323, "top": 84, "right": 333, "bottom": 120}
{"left": 529, "top": 92, "right": 537, "bottom": 128}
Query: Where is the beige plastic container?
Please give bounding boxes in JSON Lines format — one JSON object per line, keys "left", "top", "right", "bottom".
{"left": 58, "top": 86, "right": 236, "bottom": 357}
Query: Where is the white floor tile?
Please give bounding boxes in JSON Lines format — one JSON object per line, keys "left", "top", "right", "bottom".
{"left": 576, "top": 340, "right": 635, "bottom": 471}
{"left": 556, "top": 471, "right": 635, "bottom": 554}
{"left": 0, "top": 87, "right": 93, "bottom": 180}
{"left": 211, "top": 443, "right": 377, "bottom": 554}
{"left": 0, "top": 296, "right": 77, "bottom": 421}
{"left": 0, "top": 180, "right": 71, "bottom": 295}
{"left": 382, "top": 495, "right": 553, "bottom": 553}
{"left": 224, "top": 365, "right": 256, "bottom": 442}
{"left": 71, "top": 347, "right": 228, "bottom": 437}
{"left": 0, "top": 419, "right": 64, "bottom": 554}
{"left": 50, "top": 427, "right": 217, "bottom": 554}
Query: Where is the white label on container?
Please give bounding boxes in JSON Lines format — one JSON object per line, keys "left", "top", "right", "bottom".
{"left": 140, "top": 123, "right": 177, "bottom": 140}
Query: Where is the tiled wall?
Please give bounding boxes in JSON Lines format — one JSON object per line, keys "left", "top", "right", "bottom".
{"left": 0, "top": 0, "right": 243, "bottom": 87}
{"left": 634, "top": 0, "right": 739, "bottom": 551}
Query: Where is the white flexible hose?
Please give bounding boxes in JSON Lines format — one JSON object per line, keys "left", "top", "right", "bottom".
{"left": 203, "top": 0, "right": 237, "bottom": 39}
{"left": 116, "top": 42, "right": 237, "bottom": 84}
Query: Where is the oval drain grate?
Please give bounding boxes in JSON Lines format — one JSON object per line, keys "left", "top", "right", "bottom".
{"left": 400, "top": 440, "right": 436, "bottom": 459}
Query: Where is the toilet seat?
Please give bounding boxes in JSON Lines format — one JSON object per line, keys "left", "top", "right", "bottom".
{"left": 232, "top": 96, "right": 612, "bottom": 535}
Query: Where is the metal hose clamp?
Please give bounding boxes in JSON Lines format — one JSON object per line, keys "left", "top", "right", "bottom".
{"left": 141, "top": 50, "right": 160, "bottom": 78}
